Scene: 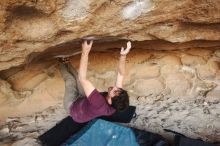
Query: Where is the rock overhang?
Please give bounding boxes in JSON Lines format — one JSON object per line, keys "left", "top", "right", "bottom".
{"left": 0, "top": 0, "right": 220, "bottom": 70}
{"left": 0, "top": 0, "right": 220, "bottom": 144}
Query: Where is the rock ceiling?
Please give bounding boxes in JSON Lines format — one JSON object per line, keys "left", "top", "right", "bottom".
{"left": 0, "top": 0, "right": 220, "bottom": 70}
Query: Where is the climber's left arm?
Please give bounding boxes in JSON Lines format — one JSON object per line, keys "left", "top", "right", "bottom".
{"left": 115, "top": 41, "right": 132, "bottom": 88}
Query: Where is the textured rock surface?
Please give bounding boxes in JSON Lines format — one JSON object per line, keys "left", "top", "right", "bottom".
{"left": 0, "top": 0, "right": 220, "bottom": 145}
{"left": 0, "top": 49, "right": 220, "bottom": 145}
{"left": 0, "top": 0, "right": 220, "bottom": 70}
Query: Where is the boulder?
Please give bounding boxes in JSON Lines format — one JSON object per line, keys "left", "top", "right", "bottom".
{"left": 165, "top": 73, "right": 191, "bottom": 96}
{"left": 132, "top": 79, "right": 164, "bottom": 96}
{"left": 197, "top": 61, "right": 219, "bottom": 80}
{"left": 181, "top": 54, "right": 206, "bottom": 66}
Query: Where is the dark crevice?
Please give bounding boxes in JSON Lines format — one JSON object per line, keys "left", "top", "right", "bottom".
{"left": 26, "top": 38, "right": 128, "bottom": 64}
{"left": 25, "top": 38, "right": 220, "bottom": 65}
{"left": 0, "top": 65, "right": 24, "bottom": 80}
{"left": 8, "top": 5, "right": 45, "bottom": 18}
{"left": 180, "top": 22, "right": 220, "bottom": 29}
{"left": 5, "top": 5, "right": 47, "bottom": 28}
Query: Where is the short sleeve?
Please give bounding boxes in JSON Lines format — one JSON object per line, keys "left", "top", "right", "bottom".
{"left": 87, "top": 89, "right": 107, "bottom": 108}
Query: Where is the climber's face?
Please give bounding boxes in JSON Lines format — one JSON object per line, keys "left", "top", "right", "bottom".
{"left": 108, "top": 86, "right": 121, "bottom": 98}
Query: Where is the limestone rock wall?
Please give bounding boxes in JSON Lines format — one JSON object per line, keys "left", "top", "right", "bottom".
{"left": 0, "top": 0, "right": 220, "bottom": 70}
{"left": 0, "top": 0, "right": 220, "bottom": 145}
{"left": 0, "top": 48, "right": 219, "bottom": 144}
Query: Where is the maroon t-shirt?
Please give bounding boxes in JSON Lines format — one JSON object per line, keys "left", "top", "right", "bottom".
{"left": 70, "top": 89, "right": 116, "bottom": 123}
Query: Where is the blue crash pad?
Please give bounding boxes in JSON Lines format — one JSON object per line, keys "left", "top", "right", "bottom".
{"left": 63, "top": 119, "right": 139, "bottom": 146}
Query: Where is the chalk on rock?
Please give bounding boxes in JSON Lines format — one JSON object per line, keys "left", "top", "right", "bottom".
{"left": 122, "top": 0, "right": 154, "bottom": 20}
